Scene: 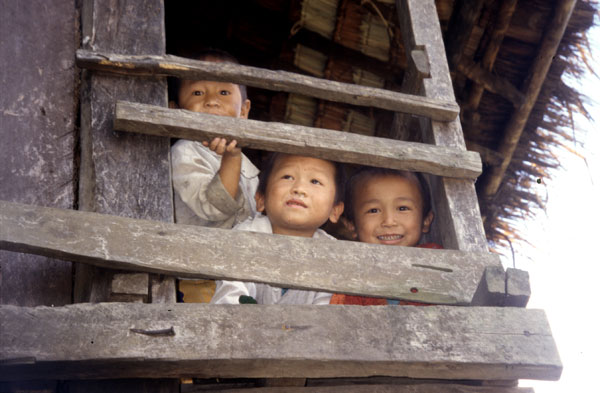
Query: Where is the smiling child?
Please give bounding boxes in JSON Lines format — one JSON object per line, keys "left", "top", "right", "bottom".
{"left": 331, "top": 167, "right": 440, "bottom": 306}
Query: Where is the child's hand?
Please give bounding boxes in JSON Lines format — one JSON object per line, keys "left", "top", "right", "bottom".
{"left": 204, "top": 137, "right": 243, "bottom": 199}
{"left": 203, "top": 137, "right": 241, "bottom": 158}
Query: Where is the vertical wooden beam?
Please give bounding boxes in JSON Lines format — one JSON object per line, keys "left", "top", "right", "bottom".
{"left": 390, "top": 47, "right": 430, "bottom": 141}
{"left": 480, "top": 0, "right": 577, "bottom": 198}
{"left": 396, "top": 0, "right": 488, "bottom": 252}
{"left": 75, "top": 0, "right": 176, "bottom": 304}
{"left": 0, "top": 0, "right": 76, "bottom": 307}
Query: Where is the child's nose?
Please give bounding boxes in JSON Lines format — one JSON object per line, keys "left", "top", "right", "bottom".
{"left": 291, "top": 181, "right": 307, "bottom": 196}
{"left": 204, "top": 92, "right": 220, "bottom": 106}
{"left": 381, "top": 211, "right": 397, "bottom": 226}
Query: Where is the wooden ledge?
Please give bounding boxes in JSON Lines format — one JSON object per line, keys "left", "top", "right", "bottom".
{"left": 1, "top": 303, "right": 561, "bottom": 381}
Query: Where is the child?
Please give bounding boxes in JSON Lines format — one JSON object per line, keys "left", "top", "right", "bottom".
{"left": 170, "top": 50, "right": 256, "bottom": 303}
{"left": 210, "top": 153, "right": 345, "bottom": 305}
{"left": 330, "top": 167, "right": 439, "bottom": 306}
{"left": 170, "top": 49, "right": 256, "bottom": 229}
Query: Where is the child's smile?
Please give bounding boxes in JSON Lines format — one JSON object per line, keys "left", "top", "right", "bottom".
{"left": 352, "top": 175, "right": 432, "bottom": 247}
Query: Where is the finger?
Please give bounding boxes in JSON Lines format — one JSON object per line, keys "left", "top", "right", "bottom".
{"left": 209, "top": 138, "right": 221, "bottom": 151}
{"left": 215, "top": 138, "right": 228, "bottom": 155}
{"left": 226, "top": 139, "right": 238, "bottom": 151}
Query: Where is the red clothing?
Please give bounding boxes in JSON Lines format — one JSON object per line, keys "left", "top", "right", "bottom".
{"left": 329, "top": 243, "right": 443, "bottom": 306}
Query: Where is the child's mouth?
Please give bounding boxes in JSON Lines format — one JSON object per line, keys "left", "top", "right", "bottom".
{"left": 286, "top": 199, "right": 307, "bottom": 208}
{"left": 377, "top": 234, "right": 403, "bottom": 242}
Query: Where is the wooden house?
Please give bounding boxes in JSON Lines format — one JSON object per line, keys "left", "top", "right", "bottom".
{"left": 1, "top": 0, "right": 595, "bottom": 391}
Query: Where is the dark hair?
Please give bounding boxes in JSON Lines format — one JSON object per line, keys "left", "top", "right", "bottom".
{"left": 257, "top": 153, "right": 345, "bottom": 205}
{"left": 344, "top": 167, "right": 432, "bottom": 223}
{"left": 169, "top": 48, "right": 247, "bottom": 103}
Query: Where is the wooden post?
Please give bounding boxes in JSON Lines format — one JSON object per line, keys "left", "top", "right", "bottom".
{"left": 396, "top": 0, "right": 488, "bottom": 252}
{"left": 75, "top": 0, "right": 175, "bottom": 304}
{"left": 72, "top": 0, "right": 177, "bottom": 390}
{"left": 0, "top": 0, "right": 76, "bottom": 307}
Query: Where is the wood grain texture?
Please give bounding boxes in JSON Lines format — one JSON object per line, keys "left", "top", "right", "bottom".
{"left": 0, "top": 303, "right": 562, "bottom": 381}
{"left": 0, "top": 201, "right": 502, "bottom": 305}
{"left": 0, "top": 0, "right": 77, "bottom": 307}
{"left": 181, "top": 385, "right": 535, "bottom": 393}
{"left": 76, "top": 49, "right": 459, "bottom": 121}
{"left": 76, "top": 0, "right": 175, "bottom": 304}
{"left": 114, "top": 101, "right": 482, "bottom": 179}
{"left": 397, "top": 0, "right": 489, "bottom": 252}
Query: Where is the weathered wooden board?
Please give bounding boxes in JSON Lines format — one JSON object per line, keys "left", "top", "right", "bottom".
{"left": 0, "top": 201, "right": 502, "bottom": 305}
{"left": 397, "top": 0, "right": 488, "bottom": 252}
{"left": 76, "top": 49, "right": 459, "bottom": 121}
{"left": 0, "top": 303, "right": 562, "bottom": 381}
{"left": 114, "top": 101, "right": 482, "bottom": 179}
{"left": 76, "top": 0, "right": 175, "bottom": 303}
{"left": 0, "top": 0, "right": 76, "bottom": 307}
{"left": 182, "top": 385, "right": 534, "bottom": 393}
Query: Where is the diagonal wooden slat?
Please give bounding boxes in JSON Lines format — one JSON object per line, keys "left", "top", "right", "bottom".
{"left": 0, "top": 303, "right": 562, "bottom": 381}
{"left": 114, "top": 101, "right": 482, "bottom": 179}
{"left": 0, "top": 201, "right": 501, "bottom": 305}
{"left": 75, "top": 49, "right": 460, "bottom": 121}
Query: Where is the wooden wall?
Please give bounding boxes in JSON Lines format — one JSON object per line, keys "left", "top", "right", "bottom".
{"left": 0, "top": 0, "right": 77, "bottom": 306}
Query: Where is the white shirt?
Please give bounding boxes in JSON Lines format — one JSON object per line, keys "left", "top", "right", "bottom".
{"left": 171, "top": 139, "right": 259, "bottom": 228}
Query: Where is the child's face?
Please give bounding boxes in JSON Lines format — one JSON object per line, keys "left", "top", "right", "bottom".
{"left": 256, "top": 155, "right": 344, "bottom": 237}
{"left": 177, "top": 79, "right": 250, "bottom": 118}
{"left": 352, "top": 175, "right": 433, "bottom": 247}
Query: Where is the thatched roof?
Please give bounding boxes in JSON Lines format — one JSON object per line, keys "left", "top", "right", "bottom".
{"left": 165, "top": 0, "right": 597, "bottom": 251}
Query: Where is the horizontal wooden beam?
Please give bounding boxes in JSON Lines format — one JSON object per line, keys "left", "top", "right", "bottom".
{"left": 178, "top": 385, "right": 535, "bottom": 393}
{"left": 75, "top": 49, "right": 459, "bottom": 121}
{"left": 114, "top": 101, "right": 482, "bottom": 179}
{"left": 0, "top": 201, "right": 501, "bottom": 305}
{"left": 0, "top": 303, "right": 562, "bottom": 381}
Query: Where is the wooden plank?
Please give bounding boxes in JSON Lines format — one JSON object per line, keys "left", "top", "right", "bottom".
{"left": 0, "top": 0, "right": 76, "bottom": 307}
{"left": 182, "top": 385, "right": 535, "bottom": 393}
{"left": 0, "top": 303, "right": 562, "bottom": 381}
{"left": 505, "top": 268, "right": 530, "bottom": 307}
{"left": 76, "top": 49, "right": 459, "bottom": 122}
{"left": 58, "top": 379, "right": 179, "bottom": 393}
{"left": 397, "top": 0, "right": 489, "bottom": 252}
{"left": 75, "top": 0, "right": 175, "bottom": 304}
{"left": 391, "top": 48, "right": 430, "bottom": 141}
{"left": 114, "top": 101, "right": 482, "bottom": 179}
{"left": 0, "top": 201, "right": 502, "bottom": 305}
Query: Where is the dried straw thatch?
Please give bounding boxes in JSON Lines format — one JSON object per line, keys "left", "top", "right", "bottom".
{"left": 165, "top": 0, "right": 598, "bottom": 253}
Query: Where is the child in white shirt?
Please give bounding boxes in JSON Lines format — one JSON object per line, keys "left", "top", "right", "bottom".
{"left": 211, "top": 153, "right": 345, "bottom": 305}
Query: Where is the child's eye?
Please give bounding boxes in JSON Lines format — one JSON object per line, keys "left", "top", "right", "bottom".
{"left": 310, "top": 179, "right": 322, "bottom": 185}
{"left": 366, "top": 208, "right": 380, "bottom": 214}
{"left": 220, "top": 90, "right": 231, "bottom": 96}
{"left": 282, "top": 174, "right": 293, "bottom": 180}
{"left": 193, "top": 91, "right": 204, "bottom": 96}
{"left": 397, "top": 206, "right": 410, "bottom": 211}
